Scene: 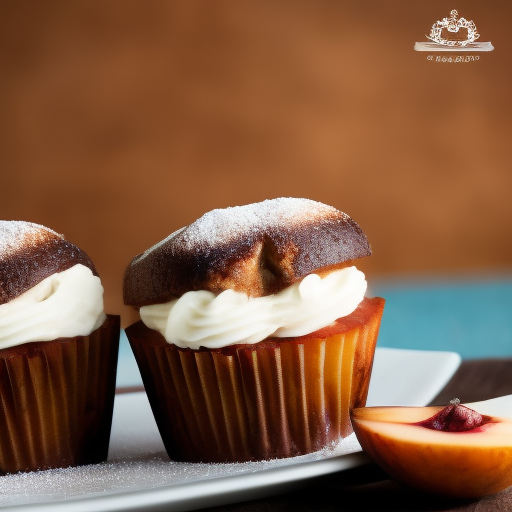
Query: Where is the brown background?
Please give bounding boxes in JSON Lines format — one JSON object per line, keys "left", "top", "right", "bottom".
{"left": 1, "top": 1, "right": 511, "bottom": 326}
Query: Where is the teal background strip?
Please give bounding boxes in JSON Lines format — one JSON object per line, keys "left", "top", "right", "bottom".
{"left": 372, "top": 276, "right": 512, "bottom": 359}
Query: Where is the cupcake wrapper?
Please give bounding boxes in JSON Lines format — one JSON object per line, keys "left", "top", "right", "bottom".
{"left": 127, "top": 298, "right": 384, "bottom": 462}
{"left": 0, "top": 315, "right": 120, "bottom": 474}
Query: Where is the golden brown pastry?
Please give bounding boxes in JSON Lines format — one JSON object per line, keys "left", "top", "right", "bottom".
{"left": 124, "top": 198, "right": 384, "bottom": 462}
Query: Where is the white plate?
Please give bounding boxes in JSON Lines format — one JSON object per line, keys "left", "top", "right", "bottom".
{"left": 0, "top": 347, "right": 460, "bottom": 512}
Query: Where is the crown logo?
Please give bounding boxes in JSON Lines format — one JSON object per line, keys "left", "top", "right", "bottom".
{"left": 427, "top": 9, "right": 479, "bottom": 47}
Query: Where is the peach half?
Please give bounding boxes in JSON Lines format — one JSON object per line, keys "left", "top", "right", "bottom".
{"left": 351, "top": 395, "right": 512, "bottom": 498}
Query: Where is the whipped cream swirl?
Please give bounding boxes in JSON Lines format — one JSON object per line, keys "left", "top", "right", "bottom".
{"left": 140, "top": 266, "right": 367, "bottom": 349}
{"left": 0, "top": 264, "right": 106, "bottom": 349}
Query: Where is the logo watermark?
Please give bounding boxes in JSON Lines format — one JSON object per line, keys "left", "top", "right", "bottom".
{"left": 415, "top": 9, "right": 493, "bottom": 62}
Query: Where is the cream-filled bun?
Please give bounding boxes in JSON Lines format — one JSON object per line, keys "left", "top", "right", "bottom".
{"left": 123, "top": 197, "right": 371, "bottom": 308}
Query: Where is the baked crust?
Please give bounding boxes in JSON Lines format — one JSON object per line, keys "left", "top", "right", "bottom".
{"left": 124, "top": 198, "right": 371, "bottom": 307}
{"left": 0, "top": 221, "right": 98, "bottom": 305}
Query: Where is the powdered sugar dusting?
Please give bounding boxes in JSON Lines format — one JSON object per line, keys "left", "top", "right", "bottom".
{"left": 180, "top": 198, "right": 344, "bottom": 250}
{"left": 0, "top": 438, "right": 361, "bottom": 508}
{"left": 0, "top": 221, "right": 97, "bottom": 305}
{"left": 124, "top": 198, "right": 368, "bottom": 306}
{"left": 0, "top": 389, "right": 363, "bottom": 508}
{"left": 0, "top": 221, "right": 62, "bottom": 258}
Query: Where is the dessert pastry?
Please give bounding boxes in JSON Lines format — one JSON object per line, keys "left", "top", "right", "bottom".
{"left": 0, "top": 221, "right": 120, "bottom": 473}
{"left": 124, "top": 198, "right": 384, "bottom": 462}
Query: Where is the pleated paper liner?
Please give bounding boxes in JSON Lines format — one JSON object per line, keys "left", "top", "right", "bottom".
{"left": 0, "top": 314, "right": 120, "bottom": 474}
{"left": 127, "top": 297, "right": 384, "bottom": 463}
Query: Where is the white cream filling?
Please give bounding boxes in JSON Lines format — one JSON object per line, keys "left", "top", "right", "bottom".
{"left": 0, "top": 264, "right": 106, "bottom": 349}
{"left": 140, "top": 266, "right": 367, "bottom": 349}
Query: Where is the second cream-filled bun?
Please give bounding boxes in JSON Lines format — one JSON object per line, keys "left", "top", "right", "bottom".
{"left": 0, "top": 220, "right": 119, "bottom": 474}
{"left": 123, "top": 197, "right": 371, "bottom": 307}
{"left": 0, "top": 221, "right": 98, "bottom": 305}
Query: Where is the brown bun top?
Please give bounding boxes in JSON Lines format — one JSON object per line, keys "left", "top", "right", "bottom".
{"left": 0, "top": 221, "right": 98, "bottom": 305}
{"left": 124, "top": 198, "right": 371, "bottom": 308}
